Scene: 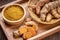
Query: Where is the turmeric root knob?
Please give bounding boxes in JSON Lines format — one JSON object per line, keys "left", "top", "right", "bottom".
{"left": 23, "top": 27, "right": 37, "bottom": 39}
{"left": 13, "top": 30, "right": 20, "bottom": 38}
{"left": 27, "top": 27, "right": 37, "bottom": 36}
{"left": 23, "top": 32, "right": 32, "bottom": 39}
{"left": 32, "top": 25, "right": 38, "bottom": 31}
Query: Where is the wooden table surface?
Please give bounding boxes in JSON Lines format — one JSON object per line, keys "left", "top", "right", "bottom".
{"left": 0, "top": 26, "right": 60, "bottom": 40}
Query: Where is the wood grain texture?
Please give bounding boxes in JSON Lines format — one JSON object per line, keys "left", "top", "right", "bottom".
{"left": 43, "top": 32, "right": 60, "bottom": 40}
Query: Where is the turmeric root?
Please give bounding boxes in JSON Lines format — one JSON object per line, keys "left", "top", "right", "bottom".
{"left": 32, "top": 25, "right": 38, "bottom": 31}
{"left": 46, "top": 14, "right": 52, "bottom": 22}
{"left": 28, "top": 0, "right": 39, "bottom": 9}
{"left": 22, "top": 26, "right": 37, "bottom": 39}
{"left": 13, "top": 21, "right": 38, "bottom": 39}
{"left": 36, "top": 0, "right": 50, "bottom": 14}
{"left": 40, "top": 7, "right": 48, "bottom": 21}
{"left": 13, "top": 30, "right": 20, "bottom": 38}
{"left": 51, "top": 9, "right": 60, "bottom": 18}
{"left": 28, "top": 0, "right": 50, "bottom": 14}
{"left": 26, "top": 27, "right": 37, "bottom": 36}
{"left": 13, "top": 25, "right": 37, "bottom": 39}
{"left": 23, "top": 32, "right": 32, "bottom": 39}
{"left": 23, "top": 25, "right": 37, "bottom": 39}
{"left": 25, "top": 21, "right": 38, "bottom": 31}
{"left": 57, "top": 7, "right": 60, "bottom": 14}
{"left": 18, "top": 27, "right": 27, "bottom": 34}
{"left": 40, "top": 1, "right": 60, "bottom": 21}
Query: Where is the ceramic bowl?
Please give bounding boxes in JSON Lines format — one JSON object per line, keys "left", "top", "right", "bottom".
{"left": 2, "top": 4, "right": 26, "bottom": 26}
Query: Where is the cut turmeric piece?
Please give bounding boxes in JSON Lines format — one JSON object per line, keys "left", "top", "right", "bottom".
{"left": 18, "top": 27, "right": 27, "bottom": 34}
{"left": 23, "top": 32, "right": 32, "bottom": 39}
{"left": 32, "top": 25, "right": 38, "bottom": 31}
{"left": 27, "top": 27, "right": 37, "bottom": 36}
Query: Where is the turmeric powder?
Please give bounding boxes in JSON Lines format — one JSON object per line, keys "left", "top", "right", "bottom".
{"left": 4, "top": 5, "right": 24, "bottom": 21}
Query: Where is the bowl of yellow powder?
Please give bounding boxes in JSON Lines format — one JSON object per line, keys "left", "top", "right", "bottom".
{"left": 2, "top": 4, "right": 26, "bottom": 26}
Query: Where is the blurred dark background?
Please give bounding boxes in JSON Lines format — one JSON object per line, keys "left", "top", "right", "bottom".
{"left": 0, "top": 26, "right": 7, "bottom": 40}
{"left": 0, "top": 0, "right": 15, "bottom": 6}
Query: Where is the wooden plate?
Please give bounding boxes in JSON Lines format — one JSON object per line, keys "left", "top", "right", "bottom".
{"left": 0, "top": 0, "right": 60, "bottom": 40}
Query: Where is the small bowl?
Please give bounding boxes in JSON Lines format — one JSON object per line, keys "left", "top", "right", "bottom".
{"left": 2, "top": 4, "right": 26, "bottom": 26}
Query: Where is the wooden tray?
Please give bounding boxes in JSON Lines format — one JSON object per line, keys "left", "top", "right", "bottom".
{"left": 0, "top": 0, "right": 60, "bottom": 40}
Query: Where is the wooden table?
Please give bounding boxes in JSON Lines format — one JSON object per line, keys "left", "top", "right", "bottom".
{"left": 0, "top": 26, "right": 60, "bottom": 40}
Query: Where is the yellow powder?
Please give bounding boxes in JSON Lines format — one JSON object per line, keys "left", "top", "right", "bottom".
{"left": 4, "top": 5, "right": 24, "bottom": 21}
